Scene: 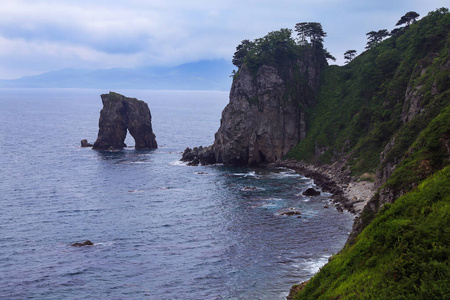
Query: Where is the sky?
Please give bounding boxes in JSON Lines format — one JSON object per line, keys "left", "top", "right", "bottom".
{"left": 0, "top": 0, "right": 448, "bottom": 79}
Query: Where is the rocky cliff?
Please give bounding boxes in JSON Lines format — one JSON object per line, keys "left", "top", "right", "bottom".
{"left": 92, "top": 92, "right": 157, "bottom": 150}
{"left": 213, "top": 64, "right": 307, "bottom": 166}
{"left": 183, "top": 46, "right": 326, "bottom": 166}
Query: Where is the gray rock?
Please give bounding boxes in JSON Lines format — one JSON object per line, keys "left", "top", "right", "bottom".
{"left": 80, "top": 139, "right": 93, "bottom": 147}
{"left": 302, "top": 188, "right": 321, "bottom": 196}
{"left": 93, "top": 92, "right": 157, "bottom": 150}
{"left": 182, "top": 48, "right": 326, "bottom": 167}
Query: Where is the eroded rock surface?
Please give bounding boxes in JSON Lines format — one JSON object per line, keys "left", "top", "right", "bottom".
{"left": 182, "top": 48, "right": 326, "bottom": 167}
{"left": 92, "top": 92, "right": 157, "bottom": 150}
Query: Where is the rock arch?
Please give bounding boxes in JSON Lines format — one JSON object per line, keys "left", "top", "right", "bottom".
{"left": 92, "top": 92, "right": 157, "bottom": 150}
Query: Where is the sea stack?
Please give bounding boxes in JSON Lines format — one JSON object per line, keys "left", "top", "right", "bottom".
{"left": 92, "top": 92, "right": 157, "bottom": 150}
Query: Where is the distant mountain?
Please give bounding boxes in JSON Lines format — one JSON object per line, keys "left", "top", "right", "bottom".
{"left": 0, "top": 59, "right": 234, "bottom": 90}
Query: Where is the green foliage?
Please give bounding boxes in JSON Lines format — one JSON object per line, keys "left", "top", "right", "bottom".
{"left": 396, "top": 11, "right": 420, "bottom": 26}
{"left": 383, "top": 105, "right": 450, "bottom": 192}
{"left": 293, "top": 166, "right": 450, "bottom": 299}
{"left": 287, "top": 8, "right": 450, "bottom": 176}
{"left": 366, "top": 29, "right": 390, "bottom": 49}
{"left": 232, "top": 23, "right": 331, "bottom": 76}
{"left": 232, "top": 28, "right": 298, "bottom": 74}
{"left": 295, "top": 22, "right": 327, "bottom": 45}
{"left": 344, "top": 50, "right": 357, "bottom": 64}
{"left": 232, "top": 39, "right": 255, "bottom": 69}
{"left": 288, "top": 9, "right": 450, "bottom": 299}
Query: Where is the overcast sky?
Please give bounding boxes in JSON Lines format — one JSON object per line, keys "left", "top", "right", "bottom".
{"left": 0, "top": 0, "right": 447, "bottom": 79}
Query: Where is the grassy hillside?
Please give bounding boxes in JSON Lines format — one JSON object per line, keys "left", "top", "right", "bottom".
{"left": 287, "top": 8, "right": 450, "bottom": 177}
{"left": 292, "top": 166, "right": 449, "bottom": 299}
{"left": 288, "top": 8, "right": 450, "bottom": 299}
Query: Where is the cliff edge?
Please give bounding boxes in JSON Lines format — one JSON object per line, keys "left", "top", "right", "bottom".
{"left": 182, "top": 33, "right": 327, "bottom": 166}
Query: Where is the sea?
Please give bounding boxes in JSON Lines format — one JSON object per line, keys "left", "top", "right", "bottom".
{"left": 0, "top": 88, "right": 354, "bottom": 300}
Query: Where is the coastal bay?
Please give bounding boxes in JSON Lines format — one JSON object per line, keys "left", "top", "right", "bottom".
{"left": 0, "top": 89, "right": 354, "bottom": 299}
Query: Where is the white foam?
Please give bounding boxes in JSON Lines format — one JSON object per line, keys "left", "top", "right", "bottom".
{"left": 240, "top": 186, "right": 265, "bottom": 191}
{"left": 261, "top": 202, "right": 278, "bottom": 208}
{"left": 170, "top": 160, "right": 188, "bottom": 166}
{"left": 232, "top": 171, "right": 257, "bottom": 177}
{"left": 303, "top": 255, "right": 329, "bottom": 274}
{"left": 270, "top": 170, "right": 301, "bottom": 179}
{"left": 94, "top": 241, "right": 115, "bottom": 247}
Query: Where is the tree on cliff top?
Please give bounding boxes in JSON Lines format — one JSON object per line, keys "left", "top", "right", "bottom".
{"left": 232, "top": 22, "right": 333, "bottom": 71}
{"left": 365, "top": 29, "right": 390, "bottom": 49}
{"left": 232, "top": 28, "right": 297, "bottom": 69}
{"left": 294, "top": 22, "right": 327, "bottom": 45}
{"left": 232, "top": 39, "right": 255, "bottom": 68}
{"left": 396, "top": 11, "right": 420, "bottom": 26}
{"left": 344, "top": 50, "right": 357, "bottom": 63}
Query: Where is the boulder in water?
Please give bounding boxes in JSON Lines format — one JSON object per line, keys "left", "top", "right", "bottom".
{"left": 80, "top": 139, "right": 93, "bottom": 147}
{"left": 302, "top": 188, "right": 321, "bottom": 196}
{"left": 71, "top": 240, "right": 94, "bottom": 247}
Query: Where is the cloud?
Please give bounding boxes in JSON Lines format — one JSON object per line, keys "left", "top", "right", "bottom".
{"left": 0, "top": 0, "right": 448, "bottom": 78}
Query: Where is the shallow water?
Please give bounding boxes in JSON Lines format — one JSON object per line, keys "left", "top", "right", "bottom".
{"left": 0, "top": 89, "right": 353, "bottom": 299}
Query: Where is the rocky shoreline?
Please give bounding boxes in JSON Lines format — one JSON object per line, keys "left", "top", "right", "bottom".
{"left": 271, "top": 160, "right": 375, "bottom": 215}
{"left": 275, "top": 159, "right": 376, "bottom": 299}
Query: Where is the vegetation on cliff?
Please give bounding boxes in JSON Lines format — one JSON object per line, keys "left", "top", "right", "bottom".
{"left": 288, "top": 7, "right": 449, "bottom": 176}
{"left": 286, "top": 8, "right": 450, "bottom": 299}
{"left": 231, "top": 24, "right": 331, "bottom": 87}
{"left": 292, "top": 166, "right": 449, "bottom": 299}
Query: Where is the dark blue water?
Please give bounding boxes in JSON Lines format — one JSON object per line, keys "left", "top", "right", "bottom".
{"left": 0, "top": 89, "right": 353, "bottom": 299}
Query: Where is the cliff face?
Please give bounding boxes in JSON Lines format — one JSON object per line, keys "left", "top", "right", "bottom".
{"left": 183, "top": 47, "right": 326, "bottom": 166}
{"left": 213, "top": 64, "right": 307, "bottom": 165}
{"left": 93, "top": 92, "right": 157, "bottom": 150}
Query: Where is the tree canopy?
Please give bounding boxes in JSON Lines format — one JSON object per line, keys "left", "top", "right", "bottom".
{"left": 344, "top": 50, "right": 357, "bottom": 63}
{"left": 366, "top": 29, "right": 390, "bottom": 49}
{"left": 294, "top": 22, "right": 327, "bottom": 45}
{"left": 232, "top": 39, "right": 255, "bottom": 68}
{"left": 232, "top": 23, "right": 333, "bottom": 70}
{"left": 396, "top": 11, "right": 420, "bottom": 26}
{"left": 232, "top": 28, "right": 297, "bottom": 70}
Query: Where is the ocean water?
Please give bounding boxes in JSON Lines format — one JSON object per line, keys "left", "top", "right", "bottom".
{"left": 0, "top": 89, "right": 354, "bottom": 299}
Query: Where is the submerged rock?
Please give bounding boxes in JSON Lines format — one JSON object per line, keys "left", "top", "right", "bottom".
{"left": 71, "top": 240, "right": 94, "bottom": 247}
{"left": 279, "top": 208, "right": 302, "bottom": 216}
{"left": 92, "top": 92, "right": 157, "bottom": 150}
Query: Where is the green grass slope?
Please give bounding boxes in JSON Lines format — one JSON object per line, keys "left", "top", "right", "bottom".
{"left": 293, "top": 166, "right": 450, "bottom": 299}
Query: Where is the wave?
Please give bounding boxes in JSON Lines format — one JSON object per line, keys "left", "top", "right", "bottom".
{"left": 231, "top": 171, "right": 257, "bottom": 177}
{"left": 303, "top": 255, "right": 330, "bottom": 275}
{"left": 170, "top": 160, "right": 189, "bottom": 166}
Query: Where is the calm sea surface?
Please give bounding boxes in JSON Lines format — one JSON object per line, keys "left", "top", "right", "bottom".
{"left": 0, "top": 89, "right": 354, "bottom": 299}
